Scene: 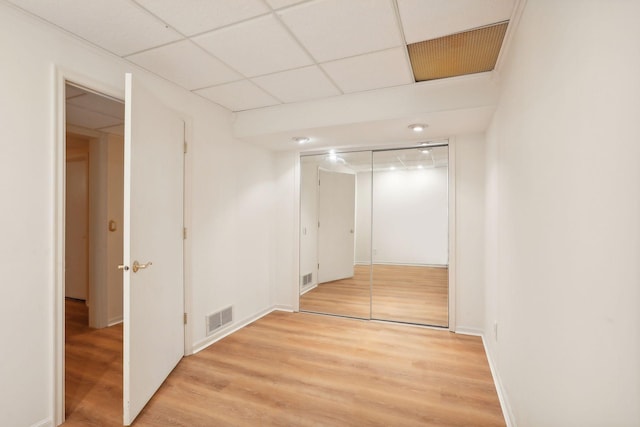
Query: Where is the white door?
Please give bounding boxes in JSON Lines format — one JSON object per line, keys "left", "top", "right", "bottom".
{"left": 65, "top": 154, "right": 89, "bottom": 300}
{"left": 123, "top": 73, "right": 184, "bottom": 425}
{"left": 317, "top": 169, "right": 356, "bottom": 283}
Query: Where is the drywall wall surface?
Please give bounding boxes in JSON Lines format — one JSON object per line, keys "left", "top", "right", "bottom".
{"left": 453, "top": 134, "right": 485, "bottom": 333}
{"left": 485, "top": 1, "right": 640, "bottom": 425}
{"left": 272, "top": 151, "right": 299, "bottom": 308}
{"left": 107, "top": 134, "right": 124, "bottom": 325}
{"left": 0, "top": 4, "right": 276, "bottom": 425}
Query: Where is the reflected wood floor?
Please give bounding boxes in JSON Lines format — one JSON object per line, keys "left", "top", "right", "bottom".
{"left": 300, "top": 265, "right": 371, "bottom": 319}
{"left": 372, "top": 264, "right": 448, "bottom": 326}
{"left": 65, "top": 301, "right": 504, "bottom": 426}
{"left": 300, "top": 265, "right": 448, "bottom": 326}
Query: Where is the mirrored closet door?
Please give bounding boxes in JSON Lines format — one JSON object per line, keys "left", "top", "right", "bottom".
{"left": 299, "top": 151, "right": 372, "bottom": 319}
{"left": 299, "top": 144, "right": 449, "bottom": 327}
{"left": 371, "top": 146, "right": 449, "bottom": 327}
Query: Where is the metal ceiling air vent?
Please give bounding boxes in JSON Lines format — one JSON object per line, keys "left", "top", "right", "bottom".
{"left": 407, "top": 21, "right": 509, "bottom": 82}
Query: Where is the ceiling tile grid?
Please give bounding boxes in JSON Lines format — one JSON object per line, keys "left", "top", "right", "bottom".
{"left": 321, "top": 47, "right": 414, "bottom": 94}
{"left": 397, "top": 0, "right": 514, "bottom": 43}
{"left": 9, "top": 0, "right": 516, "bottom": 112}
{"left": 276, "top": 0, "right": 404, "bottom": 63}
{"left": 134, "top": 0, "right": 270, "bottom": 36}
{"left": 251, "top": 66, "right": 341, "bottom": 103}
{"left": 195, "top": 80, "right": 281, "bottom": 111}
{"left": 126, "top": 40, "right": 241, "bottom": 90}
{"left": 9, "top": 0, "right": 183, "bottom": 56}
{"left": 192, "top": 14, "right": 314, "bottom": 78}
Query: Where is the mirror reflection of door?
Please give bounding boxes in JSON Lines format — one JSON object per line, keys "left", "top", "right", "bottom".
{"left": 299, "top": 151, "right": 371, "bottom": 319}
{"left": 371, "top": 146, "right": 449, "bottom": 327}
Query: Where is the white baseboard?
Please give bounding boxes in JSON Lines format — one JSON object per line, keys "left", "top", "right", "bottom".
{"left": 300, "top": 284, "right": 317, "bottom": 295}
{"left": 271, "top": 304, "right": 294, "bottom": 312}
{"left": 481, "top": 335, "right": 515, "bottom": 427}
{"left": 31, "top": 417, "right": 53, "bottom": 427}
{"left": 454, "top": 327, "right": 484, "bottom": 336}
{"left": 191, "top": 305, "right": 278, "bottom": 354}
{"left": 108, "top": 316, "right": 123, "bottom": 327}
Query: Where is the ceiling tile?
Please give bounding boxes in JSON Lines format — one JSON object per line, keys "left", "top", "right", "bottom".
{"left": 65, "top": 85, "right": 86, "bottom": 99}
{"left": 67, "top": 92, "right": 124, "bottom": 119}
{"left": 98, "top": 124, "right": 125, "bottom": 136}
{"left": 135, "top": 0, "right": 269, "bottom": 36}
{"left": 397, "top": 0, "right": 515, "bottom": 43}
{"left": 66, "top": 104, "right": 123, "bottom": 130}
{"left": 252, "top": 66, "right": 341, "bottom": 103}
{"left": 277, "top": 0, "right": 403, "bottom": 62}
{"left": 193, "top": 14, "right": 313, "bottom": 77}
{"left": 127, "top": 40, "right": 241, "bottom": 90}
{"left": 321, "top": 47, "right": 414, "bottom": 93}
{"left": 265, "top": 0, "right": 307, "bottom": 9}
{"left": 195, "top": 80, "right": 281, "bottom": 111}
{"left": 9, "top": 0, "right": 182, "bottom": 56}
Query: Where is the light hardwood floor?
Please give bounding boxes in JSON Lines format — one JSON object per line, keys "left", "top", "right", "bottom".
{"left": 65, "top": 298, "right": 123, "bottom": 425}
{"left": 65, "top": 299, "right": 504, "bottom": 426}
{"left": 300, "top": 264, "right": 448, "bottom": 326}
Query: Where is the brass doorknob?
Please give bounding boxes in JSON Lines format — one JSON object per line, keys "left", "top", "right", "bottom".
{"left": 117, "top": 264, "right": 129, "bottom": 271}
{"left": 132, "top": 260, "right": 152, "bottom": 273}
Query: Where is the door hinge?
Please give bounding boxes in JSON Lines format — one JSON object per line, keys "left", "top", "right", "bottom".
{"left": 183, "top": 227, "right": 187, "bottom": 239}
{"left": 318, "top": 263, "right": 320, "bottom": 269}
{"left": 184, "top": 142, "right": 188, "bottom": 154}
{"left": 183, "top": 313, "right": 188, "bottom": 325}
{"left": 318, "top": 221, "right": 320, "bottom": 228}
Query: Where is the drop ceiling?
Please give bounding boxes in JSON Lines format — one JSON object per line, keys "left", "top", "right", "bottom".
{"left": 9, "top": 0, "right": 516, "bottom": 113}
{"left": 66, "top": 84, "right": 125, "bottom": 135}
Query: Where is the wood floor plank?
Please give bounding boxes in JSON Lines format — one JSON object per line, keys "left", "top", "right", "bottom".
{"left": 65, "top": 300, "right": 504, "bottom": 426}
{"left": 300, "top": 264, "right": 449, "bottom": 326}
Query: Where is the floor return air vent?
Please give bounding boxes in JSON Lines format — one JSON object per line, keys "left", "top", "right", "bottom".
{"left": 206, "top": 306, "right": 233, "bottom": 336}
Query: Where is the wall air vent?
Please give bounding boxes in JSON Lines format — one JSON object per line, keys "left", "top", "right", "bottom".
{"left": 302, "top": 272, "right": 313, "bottom": 286}
{"left": 407, "top": 21, "right": 509, "bottom": 82}
{"left": 206, "top": 306, "right": 233, "bottom": 336}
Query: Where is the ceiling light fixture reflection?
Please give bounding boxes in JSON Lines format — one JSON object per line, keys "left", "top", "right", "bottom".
{"left": 408, "top": 123, "right": 428, "bottom": 132}
{"left": 293, "top": 136, "right": 310, "bottom": 144}
{"left": 421, "top": 148, "right": 431, "bottom": 154}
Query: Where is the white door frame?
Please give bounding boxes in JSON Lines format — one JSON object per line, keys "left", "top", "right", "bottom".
{"left": 52, "top": 67, "right": 193, "bottom": 425}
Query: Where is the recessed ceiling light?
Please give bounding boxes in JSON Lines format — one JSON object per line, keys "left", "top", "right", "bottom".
{"left": 293, "top": 136, "right": 310, "bottom": 144}
{"left": 390, "top": 166, "right": 396, "bottom": 171}
{"left": 417, "top": 165, "right": 424, "bottom": 169}
{"left": 421, "top": 148, "right": 431, "bottom": 154}
{"left": 408, "top": 124, "right": 428, "bottom": 132}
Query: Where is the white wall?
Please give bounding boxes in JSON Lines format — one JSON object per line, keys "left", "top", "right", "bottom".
{"left": 106, "top": 134, "right": 124, "bottom": 325}
{"left": 371, "top": 167, "right": 448, "bottom": 265}
{"left": 453, "top": 134, "right": 485, "bottom": 333}
{"left": 485, "top": 1, "right": 640, "bottom": 425}
{"left": 272, "top": 151, "right": 298, "bottom": 310}
{"left": 0, "top": 4, "right": 276, "bottom": 426}
{"left": 299, "top": 160, "right": 319, "bottom": 288}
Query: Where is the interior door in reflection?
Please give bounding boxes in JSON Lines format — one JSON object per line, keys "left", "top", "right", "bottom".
{"left": 318, "top": 169, "right": 355, "bottom": 283}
